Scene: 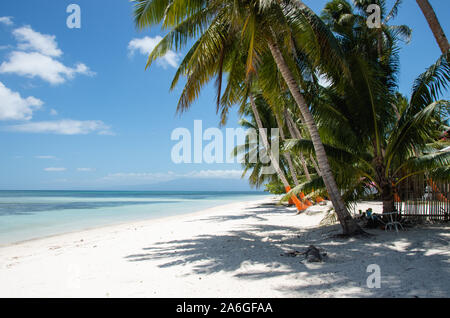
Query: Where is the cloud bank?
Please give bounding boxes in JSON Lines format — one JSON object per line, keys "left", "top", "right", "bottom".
{"left": 7, "top": 119, "right": 113, "bottom": 135}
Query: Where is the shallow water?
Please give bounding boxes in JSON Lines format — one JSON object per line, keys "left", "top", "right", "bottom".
{"left": 0, "top": 191, "right": 270, "bottom": 244}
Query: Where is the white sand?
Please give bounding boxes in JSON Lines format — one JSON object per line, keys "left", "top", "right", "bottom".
{"left": 0, "top": 197, "right": 449, "bottom": 298}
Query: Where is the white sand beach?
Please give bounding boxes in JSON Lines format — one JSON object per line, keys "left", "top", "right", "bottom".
{"left": 0, "top": 197, "right": 449, "bottom": 298}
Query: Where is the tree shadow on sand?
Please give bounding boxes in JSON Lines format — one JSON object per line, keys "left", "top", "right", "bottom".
{"left": 124, "top": 202, "right": 450, "bottom": 297}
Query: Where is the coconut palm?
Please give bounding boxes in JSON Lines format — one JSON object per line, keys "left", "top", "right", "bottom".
{"left": 132, "top": 0, "right": 364, "bottom": 235}
{"left": 285, "top": 45, "right": 450, "bottom": 213}
{"left": 248, "top": 93, "right": 308, "bottom": 211}
{"left": 416, "top": 0, "right": 450, "bottom": 54}
{"left": 317, "top": 0, "right": 413, "bottom": 212}
{"left": 232, "top": 103, "right": 287, "bottom": 189}
{"left": 249, "top": 92, "right": 313, "bottom": 209}
{"left": 232, "top": 94, "right": 305, "bottom": 192}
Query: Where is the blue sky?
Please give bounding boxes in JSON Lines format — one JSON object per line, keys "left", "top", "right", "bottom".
{"left": 0, "top": 0, "right": 448, "bottom": 190}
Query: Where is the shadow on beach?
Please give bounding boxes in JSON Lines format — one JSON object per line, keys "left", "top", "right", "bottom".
{"left": 124, "top": 202, "right": 450, "bottom": 297}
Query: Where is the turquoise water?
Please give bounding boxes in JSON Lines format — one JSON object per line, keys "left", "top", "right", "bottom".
{"left": 0, "top": 191, "right": 270, "bottom": 245}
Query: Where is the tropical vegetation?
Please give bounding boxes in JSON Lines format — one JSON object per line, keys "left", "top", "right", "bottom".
{"left": 132, "top": 0, "right": 449, "bottom": 236}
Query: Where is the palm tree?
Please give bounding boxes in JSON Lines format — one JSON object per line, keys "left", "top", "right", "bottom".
{"left": 284, "top": 0, "right": 450, "bottom": 213}
{"left": 250, "top": 92, "right": 313, "bottom": 209}
{"left": 132, "top": 0, "right": 363, "bottom": 235}
{"left": 265, "top": 21, "right": 361, "bottom": 234}
{"left": 248, "top": 93, "right": 308, "bottom": 211}
{"left": 285, "top": 57, "right": 449, "bottom": 213}
{"left": 318, "top": 0, "right": 413, "bottom": 212}
{"left": 416, "top": 0, "right": 450, "bottom": 54}
{"left": 274, "top": 113, "right": 301, "bottom": 187}
{"left": 233, "top": 100, "right": 290, "bottom": 190}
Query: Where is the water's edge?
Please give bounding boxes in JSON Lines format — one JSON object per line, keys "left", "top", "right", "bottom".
{"left": 0, "top": 191, "right": 272, "bottom": 245}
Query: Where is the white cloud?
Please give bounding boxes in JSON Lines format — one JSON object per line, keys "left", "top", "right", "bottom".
{"left": 0, "top": 81, "right": 43, "bottom": 120}
{"left": 104, "top": 170, "right": 243, "bottom": 182}
{"left": 44, "top": 167, "right": 66, "bottom": 172}
{"left": 0, "top": 25, "right": 93, "bottom": 85}
{"left": 49, "top": 109, "right": 58, "bottom": 116}
{"left": 6, "top": 119, "right": 113, "bottom": 135}
{"left": 0, "top": 51, "right": 94, "bottom": 85}
{"left": 77, "top": 168, "right": 95, "bottom": 172}
{"left": 128, "top": 36, "right": 179, "bottom": 69}
{"left": 104, "top": 172, "right": 174, "bottom": 182}
{"left": 0, "top": 17, "right": 13, "bottom": 26}
{"left": 13, "top": 26, "right": 62, "bottom": 57}
{"left": 184, "top": 170, "right": 243, "bottom": 179}
{"left": 35, "top": 155, "right": 56, "bottom": 159}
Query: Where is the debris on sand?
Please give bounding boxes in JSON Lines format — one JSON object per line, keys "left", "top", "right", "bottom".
{"left": 281, "top": 245, "right": 327, "bottom": 263}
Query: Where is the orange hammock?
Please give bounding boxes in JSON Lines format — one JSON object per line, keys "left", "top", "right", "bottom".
{"left": 394, "top": 179, "right": 449, "bottom": 203}
{"left": 285, "top": 186, "right": 326, "bottom": 210}
{"left": 429, "top": 179, "right": 449, "bottom": 203}
{"left": 285, "top": 186, "right": 309, "bottom": 211}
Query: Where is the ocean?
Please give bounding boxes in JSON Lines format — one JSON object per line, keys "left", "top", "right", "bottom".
{"left": 0, "top": 190, "right": 270, "bottom": 245}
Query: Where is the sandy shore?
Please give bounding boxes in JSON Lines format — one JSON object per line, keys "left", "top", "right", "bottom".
{"left": 0, "top": 197, "right": 449, "bottom": 298}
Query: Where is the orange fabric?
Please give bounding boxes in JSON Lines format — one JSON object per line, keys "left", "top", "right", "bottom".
{"left": 310, "top": 188, "right": 324, "bottom": 204}
{"left": 428, "top": 179, "right": 449, "bottom": 203}
{"left": 297, "top": 191, "right": 313, "bottom": 206}
{"left": 394, "top": 193, "right": 401, "bottom": 202}
{"left": 285, "top": 186, "right": 308, "bottom": 211}
{"left": 298, "top": 192, "right": 313, "bottom": 206}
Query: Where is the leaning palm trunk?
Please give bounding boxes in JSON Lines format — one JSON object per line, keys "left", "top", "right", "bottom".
{"left": 249, "top": 95, "right": 307, "bottom": 212}
{"left": 284, "top": 109, "right": 316, "bottom": 179}
{"left": 276, "top": 111, "right": 314, "bottom": 209}
{"left": 267, "top": 38, "right": 363, "bottom": 235}
{"left": 274, "top": 112, "right": 300, "bottom": 186}
{"left": 310, "top": 155, "right": 322, "bottom": 177}
{"left": 284, "top": 97, "right": 322, "bottom": 177}
{"left": 250, "top": 95, "right": 290, "bottom": 186}
{"left": 416, "top": 0, "right": 450, "bottom": 54}
{"left": 287, "top": 114, "right": 322, "bottom": 177}
{"left": 283, "top": 151, "right": 300, "bottom": 186}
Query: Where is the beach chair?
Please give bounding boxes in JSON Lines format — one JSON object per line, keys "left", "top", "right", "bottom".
{"left": 380, "top": 211, "right": 405, "bottom": 233}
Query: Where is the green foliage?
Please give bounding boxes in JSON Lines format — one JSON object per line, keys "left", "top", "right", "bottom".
{"left": 320, "top": 208, "right": 338, "bottom": 226}
{"left": 131, "top": 0, "right": 449, "bottom": 212}
{"left": 264, "top": 181, "right": 286, "bottom": 195}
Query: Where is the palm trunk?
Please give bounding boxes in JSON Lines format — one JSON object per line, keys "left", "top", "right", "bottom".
{"left": 310, "top": 154, "right": 322, "bottom": 177}
{"left": 249, "top": 95, "right": 308, "bottom": 212}
{"left": 374, "top": 157, "right": 396, "bottom": 214}
{"left": 277, "top": 111, "right": 314, "bottom": 209}
{"left": 249, "top": 95, "right": 289, "bottom": 186}
{"left": 381, "top": 183, "right": 395, "bottom": 214}
{"left": 416, "top": 0, "right": 450, "bottom": 54}
{"left": 267, "top": 38, "right": 363, "bottom": 235}
{"left": 285, "top": 106, "right": 322, "bottom": 177}
{"left": 284, "top": 109, "right": 312, "bottom": 181}
{"left": 284, "top": 151, "right": 300, "bottom": 187}
{"left": 274, "top": 112, "right": 300, "bottom": 186}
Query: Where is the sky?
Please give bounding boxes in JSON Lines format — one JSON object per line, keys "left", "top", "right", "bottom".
{"left": 0, "top": 0, "right": 449, "bottom": 190}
